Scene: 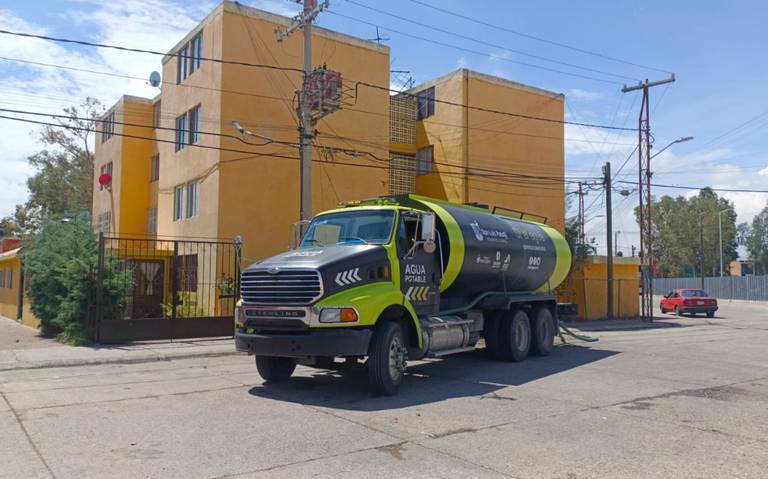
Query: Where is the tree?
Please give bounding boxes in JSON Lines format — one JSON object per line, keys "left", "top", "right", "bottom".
{"left": 636, "top": 188, "right": 738, "bottom": 277}
{"left": 746, "top": 203, "right": 768, "bottom": 274}
{"left": 22, "top": 218, "right": 127, "bottom": 345}
{"left": 7, "top": 98, "right": 102, "bottom": 234}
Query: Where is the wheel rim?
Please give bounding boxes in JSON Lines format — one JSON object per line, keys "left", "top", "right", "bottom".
{"left": 388, "top": 335, "right": 406, "bottom": 381}
{"left": 515, "top": 320, "right": 530, "bottom": 351}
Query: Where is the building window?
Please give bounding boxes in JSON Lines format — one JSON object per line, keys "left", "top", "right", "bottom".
{"left": 188, "top": 105, "right": 200, "bottom": 144}
{"left": 190, "top": 33, "right": 203, "bottom": 73}
{"left": 173, "top": 185, "right": 184, "bottom": 221}
{"left": 416, "top": 87, "right": 435, "bottom": 120}
{"left": 146, "top": 207, "right": 157, "bottom": 234}
{"left": 176, "top": 254, "right": 198, "bottom": 292}
{"left": 0, "top": 269, "right": 5, "bottom": 288}
{"left": 186, "top": 180, "right": 199, "bottom": 218}
{"left": 99, "top": 162, "right": 113, "bottom": 190}
{"left": 175, "top": 114, "right": 187, "bottom": 151}
{"left": 97, "top": 212, "right": 111, "bottom": 234}
{"left": 101, "top": 111, "right": 115, "bottom": 142}
{"left": 6, "top": 269, "right": 11, "bottom": 289}
{"left": 150, "top": 155, "right": 160, "bottom": 182}
{"left": 177, "top": 44, "right": 189, "bottom": 83}
{"left": 152, "top": 101, "right": 162, "bottom": 128}
{"left": 416, "top": 146, "right": 434, "bottom": 176}
{"left": 176, "top": 31, "right": 203, "bottom": 83}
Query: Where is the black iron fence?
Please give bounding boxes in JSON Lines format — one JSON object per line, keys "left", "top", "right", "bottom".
{"left": 93, "top": 234, "right": 240, "bottom": 343}
{"left": 652, "top": 275, "right": 768, "bottom": 302}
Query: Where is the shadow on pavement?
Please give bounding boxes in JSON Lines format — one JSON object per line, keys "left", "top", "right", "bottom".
{"left": 247, "top": 344, "right": 618, "bottom": 411}
{"left": 564, "top": 317, "right": 688, "bottom": 332}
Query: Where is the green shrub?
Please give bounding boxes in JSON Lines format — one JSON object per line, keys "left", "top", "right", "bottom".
{"left": 22, "top": 218, "right": 128, "bottom": 345}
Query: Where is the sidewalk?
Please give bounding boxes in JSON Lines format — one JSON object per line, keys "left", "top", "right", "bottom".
{"left": 0, "top": 317, "right": 240, "bottom": 371}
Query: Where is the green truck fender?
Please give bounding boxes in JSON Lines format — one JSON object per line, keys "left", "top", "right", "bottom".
{"left": 314, "top": 282, "right": 423, "bottom": 348}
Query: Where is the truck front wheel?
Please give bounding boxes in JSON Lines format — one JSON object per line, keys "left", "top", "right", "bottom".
{"left": 255, "top": 356, "right": 296, "bottom": 382}
{"left": 499, "top": 310, "right": 531, "bottom": 362}
{"left": 368, "top": 321, "right": 407, "bottom": 395}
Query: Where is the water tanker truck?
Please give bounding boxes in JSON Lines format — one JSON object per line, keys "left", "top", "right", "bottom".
{"left": 235, "top": 195, "right": 572, "bottom": 394}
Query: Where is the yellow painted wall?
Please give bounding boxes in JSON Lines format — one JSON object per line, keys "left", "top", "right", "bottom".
{"left": 0, "top": 252, "right": 39, "bottom": 329}
{"left": 558, "top": 256, "right": 640, "bottom": 320}
{"left": 215, "top": 3, "right": 390, "bottom": 263}
{"left": 412, "top": 69, "right": 565, "bottom": 233}
{"left": 93, "top": 96, "right": 156, "bottom": 235}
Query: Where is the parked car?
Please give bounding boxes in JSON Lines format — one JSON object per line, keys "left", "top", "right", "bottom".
{"left": 660, "top": 289, "right": 718, "bottom": 317}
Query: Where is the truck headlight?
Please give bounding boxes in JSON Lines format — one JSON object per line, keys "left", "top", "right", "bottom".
{"left": 234, "top": 301, "right": 244, "bottom": 328}
{"left": 319, "top": 307, "right": 359, "bottom": 323}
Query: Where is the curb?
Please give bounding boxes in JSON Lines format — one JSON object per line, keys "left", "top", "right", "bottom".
{"left": 0, "top": 349, "right": 243, "bottom": 372}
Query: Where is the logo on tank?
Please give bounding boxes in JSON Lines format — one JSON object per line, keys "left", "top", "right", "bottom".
{"left": 469, "top": 221, "right": 508, "bottom": 243}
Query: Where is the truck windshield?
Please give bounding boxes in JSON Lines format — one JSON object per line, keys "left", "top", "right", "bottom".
{"left": 300, "top": 210, "right": 395, "bottom": 247}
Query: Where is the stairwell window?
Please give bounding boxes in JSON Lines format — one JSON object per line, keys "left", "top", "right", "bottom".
{"left": 416, "top": 87, "right": 435, "bottom": 120}
{"left": 190, "top": 33, "right": 203, "bottom": 73}
{"left": 150, "top": 154, "right": 160, "bottom": 182}
{"left": 188, "top": 105, "right": 201, "bottom": 144}
{"left": 173, "top": 185, "right": 184, "bottom": 221}
{"left": 99, "top": 162, "right": 113, "bottom": 190}
{"left": 416, "top": 146, "right": 434, "bottom": 175}
{"left": 186, "top": 180, "right": 199, "bottom": 218}
{"left": 101, "top": 111, "right": 115, "bottom": 142}
{"left": 175, "top": 114, "right": 187, "bottom": 151}
{"left": 176, "top": 44, "right": 189, "bottom": 83}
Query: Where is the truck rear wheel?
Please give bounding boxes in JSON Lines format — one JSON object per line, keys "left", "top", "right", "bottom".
{"left": 368, "top": 321, "right": 406, "bottom": 395}
{"left": 499, "top": 310, "right": 531, "bottom": 362}
{"left": 255, "top": 356, "right": 296, "bottom": 382}
{"left": 530, "top": 307, "right": 555, "bottom": 356}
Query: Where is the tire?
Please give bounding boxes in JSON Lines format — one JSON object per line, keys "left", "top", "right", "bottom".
{"left": 498, "top": 310, "right": 531, "bottom": 362}
{"left": 530, "top": 307, "right": 555, "bottom": 356}
{"left": 483, "top": 311, "right": 503, "bottom": 358}
{"left": 706, "top": 311, "right": 715, "bottom": 318}
{"left": 368, "top": 321, "right": 407, "bottom": 395}
{"left": 255, "top": 356, "right": 296, "bottom": 382}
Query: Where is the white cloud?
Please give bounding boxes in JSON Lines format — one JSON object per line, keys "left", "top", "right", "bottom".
{"left": 565, "top": 88, "right": 603, "bottom": 101}
{"left": 456, "top": 56, "right": 467, "bottom": 69}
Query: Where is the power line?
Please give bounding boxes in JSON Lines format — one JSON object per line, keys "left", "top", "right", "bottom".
{"left": 326, "top": 10, "right": 625, "bottom": 85}
{"left": 616, "top": 180, "right": 768, "bottom": 194}
{"left": 353, "top": 81, "right": 637, "bottom": 131}
{"left": 0, "top": 110, "right": 589, "bottom": 190}
{"left": 0, "top": 29, "right": 304, "bottom": 74}
{"left": 406, "top": 0, "right": 671, "bottom": 75}
{"left": 341, "top": 0, "right": 638, "bottom": 82}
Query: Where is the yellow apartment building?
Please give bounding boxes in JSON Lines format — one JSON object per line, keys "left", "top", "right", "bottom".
{"left": 92, "top": 1, "right": 567, "bottom": 316}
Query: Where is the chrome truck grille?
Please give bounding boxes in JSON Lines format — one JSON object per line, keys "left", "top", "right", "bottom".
{"left": 240, "top": 269, "right": 322, "bottom": 305}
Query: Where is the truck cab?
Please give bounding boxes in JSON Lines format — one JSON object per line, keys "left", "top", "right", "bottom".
{"left": 235, "top": 196, "right": 570, "bottom": 395}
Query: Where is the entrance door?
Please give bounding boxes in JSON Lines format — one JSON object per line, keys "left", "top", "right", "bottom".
{"left": 128, "top": 260, "right": 165, "bottom": 319}
{"left": 397, "top": 212, "right": 441, "bottom": 315}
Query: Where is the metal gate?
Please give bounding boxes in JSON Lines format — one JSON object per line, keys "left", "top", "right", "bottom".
{"left": 93, "top": 235, "right": 240, "bottom": 343}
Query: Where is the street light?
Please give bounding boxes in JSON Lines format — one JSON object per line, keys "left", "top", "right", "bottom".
{"left": 650, "top": 136, "right": 694, "bottom": 160}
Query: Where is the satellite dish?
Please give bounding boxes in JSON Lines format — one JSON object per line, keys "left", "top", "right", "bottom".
{"left": 149, "top": 71, "right": 161, "bottom": 87}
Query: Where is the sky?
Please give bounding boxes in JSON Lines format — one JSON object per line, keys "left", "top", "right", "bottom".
{"left": 1, "top": 0, "right": 767, "bottom": 257}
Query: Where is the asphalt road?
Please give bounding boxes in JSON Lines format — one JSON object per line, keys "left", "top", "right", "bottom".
{"left": 1, "top": 302, "right": 767, "bottom": 478}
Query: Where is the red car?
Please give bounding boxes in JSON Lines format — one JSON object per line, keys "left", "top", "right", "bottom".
{"left": 660, "top": 289, "right": 718, "bottom": 317}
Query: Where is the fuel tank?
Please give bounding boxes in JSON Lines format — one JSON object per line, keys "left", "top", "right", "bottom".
{"left": 402, "top": 196, "right": 572, "bottom": 308}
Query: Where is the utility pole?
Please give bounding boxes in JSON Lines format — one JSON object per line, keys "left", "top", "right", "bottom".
{"left": 622, "top": 74, "right": 675, "bottom": 321}
{"left": 631, "top": 245, "right": 636, "bottom": 257}
{"left": 276, "top": 0, "right": 330, "bottom": 225}
{"left": 700, "top": 219, "right": 705, "bottom": 290}
{"left": 718, "top": 209, "right": 727, "bottom": 277}
{"left": 577, "top": 182, "right": 586, "bottom": 251}
{"left": 603, "top": 162, "right": 614, "bottom": 320}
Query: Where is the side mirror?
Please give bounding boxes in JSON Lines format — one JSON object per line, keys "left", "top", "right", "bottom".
{"left": 289, "top": 220, "right": 310, "bottom": 250}
{"left": 420, "top": 212, "right": 437, "bottom": 254}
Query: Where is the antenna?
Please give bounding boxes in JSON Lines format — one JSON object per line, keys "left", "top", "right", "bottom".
{"left": 149, "top": 71, "right": 161, "bottom": 87}
{"left": 368, "top": 26, "right": 390, "bottom": 44}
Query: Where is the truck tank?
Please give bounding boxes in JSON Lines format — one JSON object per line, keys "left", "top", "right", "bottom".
{"left": 402, "top": 195, "right": 571, "bottom": 309}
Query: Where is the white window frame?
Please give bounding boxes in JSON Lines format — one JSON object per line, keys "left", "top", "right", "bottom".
{"left": 416, "top": 146, "right": 434, "bottom": 176}
{"left": 188, "top": 105, "right": 200, "bottom": 145}
{"left": 186, "top": 180, "right": 199, "bottom": 218}
{"left": 175, "top": 114, "right": 187, "bottom": 151}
